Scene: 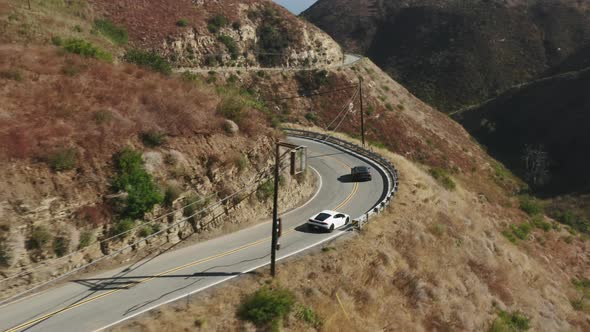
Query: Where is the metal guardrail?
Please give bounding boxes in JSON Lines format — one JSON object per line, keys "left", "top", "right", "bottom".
{"left": 284, "top": 128, "right": 399, "bottom": 227}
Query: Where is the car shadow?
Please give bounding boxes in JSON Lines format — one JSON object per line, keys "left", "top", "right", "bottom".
{"left": 295, "top": 223, "right": 326, "bottom": 234}
{"left": 338, "top": 174, "right": 371, "bottom": 183}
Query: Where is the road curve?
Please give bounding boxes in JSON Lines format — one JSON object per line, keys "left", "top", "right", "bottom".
{"left": 0, "top": 135, "right": 387, "bottom": 332}
{"left": 175, "top": 53, "right": 362, "bottom": 73}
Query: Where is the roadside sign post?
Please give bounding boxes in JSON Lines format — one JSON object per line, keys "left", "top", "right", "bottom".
{"left": 359, "top": 76, "right": 365, "bottom": 147}
{"left": 270, "top": 143, "right": 280, "bottom": 277}
{"left": 270, "top": 142, "right": 308, "bottom": 277}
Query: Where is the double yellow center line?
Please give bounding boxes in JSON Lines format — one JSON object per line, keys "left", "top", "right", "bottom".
{"left": 6, "top": 155, "right": 359, "bottom": 332}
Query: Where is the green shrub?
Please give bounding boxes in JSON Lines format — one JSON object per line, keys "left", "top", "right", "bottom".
{"left": 72, "top": 25, "right": 82, "bottom": 33}
{"left": 138, "top": 225, "right": 155, "bottom": 238}
{"left": 47, "top": 147, "right": 77, "bottom": 171}
{"left": 503, "top": 222, "right": 533, "bottom": 243}
{"left": 369, "top": 140, "right": 387, "bottom": 149}
{"left": 94, "top": 110, "right": 112, "bottom": 125}
{"left": 78, "top": 231, "right": 93, "bottom": 249}
{"left": 571, "top": 298, "right": 586, "bottom": 311}
{"left": 112, "top": 219, "right": 135, "bottom": 237}
{"left": 238, "top": 286, "right": 295, "bottom": 327}
{"left": 218, "top": 35, "right": 239, "bottom": 60}
{"left": 124, "top": 49, "right": 172, "bottom": 75}
{"left": 572, "top": 278, "right": 590, "bottom": 291}
{"left": 305, "top": 112, "right": 318, "bottom": 122}
{"left": 217, "top": 93, "right": 246, "bottom": 122}
{"left": 296, "top": 305, "right": 322, "bottom": 328}
{"left": 62, "top": 38, "right": 112, "bottom": 62}
{"left": 502, "top": 229, "right": 518, "bottom": 243}
{"left": 235, "top": 154, "right": 248, "bottom": 172}
{"left": 511, "top": 223, "right": 532, "bottom": 240}
{"left": 94, "top": 19, "right": 128, "bottom": 45}
{"left": 164, "top": 185, "right": 182, "bottom": 207}
{"left": 227, "top": 74, "right": 239, "bottom": 84}
{"left": 386, "top": 103, "right": 394, "bottom": 111}
{"left": 61, "top": 64, "right": 81, "bottom": 76}
{"left": 111, "top": 149, "right": 163, "bottom": 219}
{"left": 489, "top": 310, "right": 530, "bottom": 332}
{"left": 176, "top": 18, "right": 189, "bottom": 27}
{"left": 431, "top": 223, "right": 446, "bottom": 236}
{"left": 232, "top": 21, "right": 241, "bottom": 30}
{"left": 0, "top": 238, "right": 11, "bottom": 267}
{"left": 28, "top": 226, "right": 52, "bottom": 250}
{"left": 0, "top": 68, "right": 23, "bottom": 81}
{"left": 53, "top": 234, "right": 70, "bottom": 257}
{"left": 256, "top": 179, "right": 274, "bottom": 201}
{"left": 51, "top": 36, "right": 63, "bottom": 46}
{"left": 256, "top": 21, "right": 291, "bottom": 66}
{"left": 429, "top": 168, "right": 456, "bottom": 191}
{"left": 207, "top": 14, "right": 228, "bottom": 33}
{"left": 549, "top": 210, "right": 589, "bottom": 235}
{"left": 295, "top": 70, "right": 329, "bottom": 92}
{"left": 518, "top": 195, "right": 543, "bottom": 216}
{"left": 181, "top": 71, "right": 200, "bottom": 83}
{"left": 183, "top": 195, "right": 210, "bottom": 221}
{"left": 140, "top": 131, "right": 166, "bottom": 147}
{"left": 531, "top": 215, "right": 551, "bottom": 232}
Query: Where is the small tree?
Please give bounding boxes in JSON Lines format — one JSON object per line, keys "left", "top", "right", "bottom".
{"left": 522, "top": 144, "right": 550, "bottom": 186}
{"left": 111, "top": 149, "right": 163, "bottom": 219}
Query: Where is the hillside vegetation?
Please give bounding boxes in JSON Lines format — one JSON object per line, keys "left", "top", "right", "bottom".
{"left": 1, "top": 1, "right": 589, "bottom": 331}
{"left": 456, "top": 67, "right": 590, "bottom": 196}
{"left": 303, "top": 0, "right": 590, "bottom": 112}
{"left": 113, "top": 132, "right": 590, "bottom": 332}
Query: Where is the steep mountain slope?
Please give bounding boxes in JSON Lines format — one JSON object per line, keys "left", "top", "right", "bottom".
{"left": 0, "top": 0, "right": 315, "bottom": 294}
{"left": 114, "top": 132, "right": 590, "bottom": 332}
{"left": 1, "top": 1, "right": 589, "bottom": 331}
{"left": 455, "top": 67, "right": 590, "bottom": 196}
{"left": 90, "top": 0, "right": 342, "bottom": 68}
{"left": 303, "top": 0, "right": 590, "bottom": 112}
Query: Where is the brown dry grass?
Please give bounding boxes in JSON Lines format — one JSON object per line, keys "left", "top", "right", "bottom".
{"left": 90, "top": 0, "right": 305, "bottom": 52}
{"left": 0, "top": 44, "right": 232, "bottom": 162}
{"left": 111, "top": 143, "right": 590, "bottom": 332}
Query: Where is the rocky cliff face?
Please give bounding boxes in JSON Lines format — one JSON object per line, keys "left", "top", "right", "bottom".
{"left": 0, "top": 44, "right": 313, "bottom": 295}
{"left": 91, "top": 0, "right": 343, "bottom": 68}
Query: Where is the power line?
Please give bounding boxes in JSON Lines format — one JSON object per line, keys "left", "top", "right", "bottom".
{"left": 329, "top": 89, "right": 360, "bottom": 133}
{"left": 263, "top": 85, "right": 357, "bottom": 102}
{"left": 0, "top": 164, "right": 282, "bottom": 305}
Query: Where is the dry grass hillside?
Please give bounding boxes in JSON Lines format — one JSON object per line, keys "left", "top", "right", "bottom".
{"left": 1, "top": 0, "right": 588, "bottom": 330}
{"left": 113, "top": 133, "right": 590, "bottom": 332}
{"left": 0, "top": 0, "right": 325, "bottom": 300}
{"left": 0, "top": 42, "right": 288, "bottom": 287}
{"left": 90, "top": 0, "right": 342, "bottom": 68}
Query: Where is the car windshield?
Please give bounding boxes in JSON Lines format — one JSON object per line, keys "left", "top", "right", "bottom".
{"left": 354, "top": 167, "right": 368, "bottom": 173}
{"left": 315, "top": 213, "right": 332, "bottom": 221}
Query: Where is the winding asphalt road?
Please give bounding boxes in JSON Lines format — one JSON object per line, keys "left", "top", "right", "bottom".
{"left": 176, "top": 53, "right": 361, "bottom": 73}
{"left": 0, "top": 136, "right": 387, "bottom": 332}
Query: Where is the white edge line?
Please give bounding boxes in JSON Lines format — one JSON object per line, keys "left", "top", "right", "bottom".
{"left": 283, "top": 166, "right": 322, "bottom": 217}
{"left": 95, "top": 229, "right": 348, "bottom": 332}
{"left": 95, "top": 135, "right": 389, "bottom": 330}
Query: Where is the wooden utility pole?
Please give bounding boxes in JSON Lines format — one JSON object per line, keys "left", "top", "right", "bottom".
{"left": 269, "top": 142, "right": 307, "bottom": 277}
{"left": 27, "top": 0, "right": 31, "bottom": 10}
{"left": 359, "top": 77, "right": 365, "bottom": 147}
{"left": 270, "top": 142, "right": 280, "bottom": 277}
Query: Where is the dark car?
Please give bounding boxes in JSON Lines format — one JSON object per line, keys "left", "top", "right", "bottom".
{"left": 351, "top": 166, "right": 372, "bottom": 181}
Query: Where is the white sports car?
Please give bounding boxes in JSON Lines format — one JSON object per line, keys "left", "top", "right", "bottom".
{"left": 307, "top": 210, "right": 351, "bottom": 232}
